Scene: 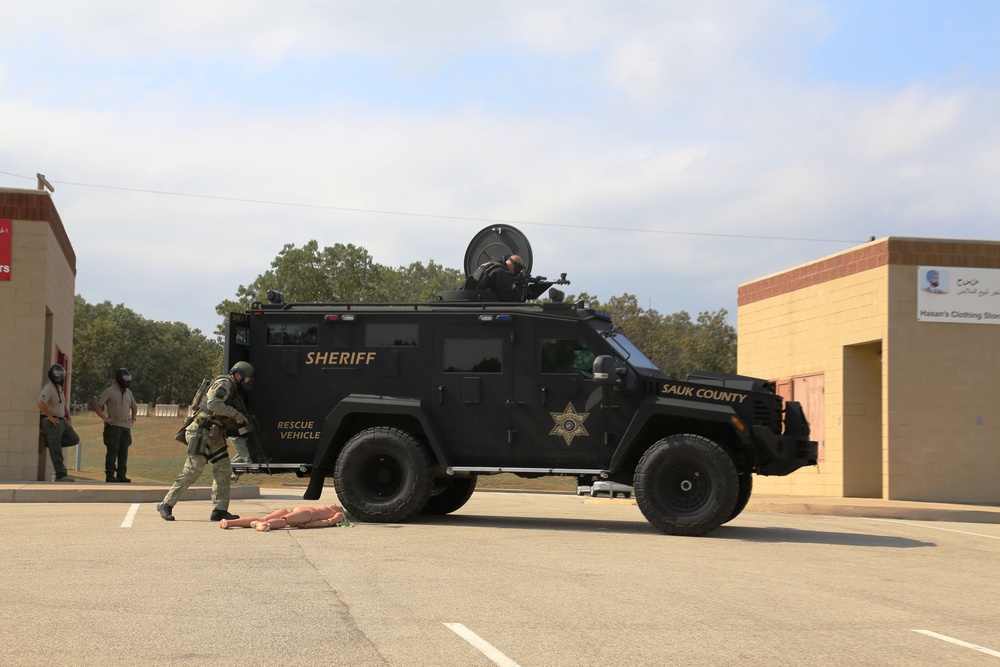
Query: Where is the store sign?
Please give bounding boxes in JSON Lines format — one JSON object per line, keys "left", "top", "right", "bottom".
{"left": 0, "top": 219, "right": 11, "bottom": 280}
{"left": 917, "top": 266, "right": 1000, "bottom": 324}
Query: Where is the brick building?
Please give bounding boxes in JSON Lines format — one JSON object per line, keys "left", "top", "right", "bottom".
{"left": 738, "top": 237, "right": 1000, "bottom": 504}
{"left": 0, "top": 186, "right": 76, "bottom": 481}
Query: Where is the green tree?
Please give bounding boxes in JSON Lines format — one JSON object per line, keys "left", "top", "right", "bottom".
{"left": 140, "top": 320, "right": 222, "bottom": 404}
{"left": 73, "top": 295, "right": 222, "bottom": 405}
{"left": 687, "top": 309, "right": 737, "bottom": 374}
{"left": 384, "top": 259, "right": 466, "bottom": 301}
{"left": 566, "top": 292, "right": 736, "bottom": 378}
{"left": 214, "top": 241, "right": 464, "bottom": 335}
{"left": 72, "top": 296, "right": 151, "bottom": 405}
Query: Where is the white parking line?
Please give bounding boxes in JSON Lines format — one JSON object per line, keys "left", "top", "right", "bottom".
{"left": 913, "top": 630, "right": 1000, "bottom": 658}
{"left": 444, "top": 623, "right": 522, "bottom": 667}
{"left": 120, "top": 503, "right": 140, "bottom": 528}
{"left": 863, "top": 517, "right": 1000, "bottom": 540}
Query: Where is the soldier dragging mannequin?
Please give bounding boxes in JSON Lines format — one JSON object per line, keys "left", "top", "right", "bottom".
{"left": 157, "top": 362, "right": 256, "bottom": 522}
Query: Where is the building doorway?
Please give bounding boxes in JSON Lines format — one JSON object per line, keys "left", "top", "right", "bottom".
{"left": 843, "top": 342, "right": 883, "bottom": 498}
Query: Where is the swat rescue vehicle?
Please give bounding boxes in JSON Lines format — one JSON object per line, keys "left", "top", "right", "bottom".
{"left": 225, "top": 226, "right": 817, "bottom": 536}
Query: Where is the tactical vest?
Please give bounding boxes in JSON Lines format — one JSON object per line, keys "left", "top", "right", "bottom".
{"left": 464, "top": 261, "right": 504, "bottom": 291}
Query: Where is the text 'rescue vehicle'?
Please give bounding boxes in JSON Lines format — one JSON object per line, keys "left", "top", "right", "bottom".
{"left": 225, "top": 226, "right": 817, "bottom": 536}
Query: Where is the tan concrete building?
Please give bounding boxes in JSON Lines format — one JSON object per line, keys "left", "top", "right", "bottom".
{"left": 738, "top": 237, "right": 1000, "bottom": 504}
{"left": 0, "top": 186, "right": 76, "bottom": 481}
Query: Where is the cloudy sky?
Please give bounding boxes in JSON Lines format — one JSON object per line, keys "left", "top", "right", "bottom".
{"left": 3, "top": 1, "right": 999, "bottom": 337}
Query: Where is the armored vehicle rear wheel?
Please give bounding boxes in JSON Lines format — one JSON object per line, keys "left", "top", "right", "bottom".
{"left": 723, "top": 471, "right": 753, "bottom": 524}
{"left": 333, "top": 427, "right": 434, "bottom": 523}
{"left": 633, "top": 434, "right": 738, "bottom": 536}
{"left": 420, "top": 475, "right": 478, "bottom": 515}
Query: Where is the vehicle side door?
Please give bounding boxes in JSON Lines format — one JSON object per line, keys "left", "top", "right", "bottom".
{"left": 428, "top": 318, "right": 514, "bottom": 466}
{"left": 510, "top": 320, "right": 614, "bottom": 469}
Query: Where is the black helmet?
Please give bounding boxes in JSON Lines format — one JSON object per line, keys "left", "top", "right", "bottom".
{"left": 230, "top": 361, "right": 255, "bottom": 392}
{"left": 115, "top": 368, "right": 132, "bottom": 389}
{"left": 48, "top": 364, "right": 66, "bottom": 385}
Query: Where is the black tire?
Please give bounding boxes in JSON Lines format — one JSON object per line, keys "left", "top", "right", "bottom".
{"left": 633, "top": 434, "right": 738, "bottom": 536}
{"left": 723, "top": 471, "right": 753, "bottom": 524}
{"left": 333, "top": 427, "right": 433, "bottom": 523}
{"left": 420, "top": 475, "right": 478, "bottom": 515}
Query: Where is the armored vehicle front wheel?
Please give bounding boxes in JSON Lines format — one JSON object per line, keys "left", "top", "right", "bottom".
{"left": 333, "top": 427, "right": 434, "bottom": 523}
{"left": 420, "top": 475, "right": 478, "bottom": 515}
{"left": 634, "top": 434, "right": 738, "bottom": 536}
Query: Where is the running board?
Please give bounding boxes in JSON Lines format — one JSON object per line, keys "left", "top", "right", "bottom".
{"left": 231, "top": 463, "right": 306, "bottom": 473}
{"left": 447, "top": 466, "right": 608, "bottom": 477}
{"left": 232, "top": 463, "right": 611, "bottom": 478}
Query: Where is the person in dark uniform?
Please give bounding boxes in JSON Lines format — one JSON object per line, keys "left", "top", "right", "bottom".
{"left": 466, "top": 254, "right": 525, "bottom": 300}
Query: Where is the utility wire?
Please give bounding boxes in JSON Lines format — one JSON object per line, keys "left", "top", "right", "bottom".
{"left": 0, "top": 169, "right": 860, "bottom": 244}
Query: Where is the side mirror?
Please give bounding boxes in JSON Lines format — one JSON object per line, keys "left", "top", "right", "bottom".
{"left": 592, "top": 355, "right": 618, "bottom": 386}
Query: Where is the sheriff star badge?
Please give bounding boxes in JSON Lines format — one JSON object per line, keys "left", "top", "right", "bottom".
{"left": 549, "top": 402, "right": 590, "bottom": 446}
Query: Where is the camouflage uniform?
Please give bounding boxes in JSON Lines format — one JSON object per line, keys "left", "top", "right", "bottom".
{"left": 162, "top": 374, "right": 247, "bottom": 511}
{"left": 229, "top": 434, "right": 252, "bottom": 464}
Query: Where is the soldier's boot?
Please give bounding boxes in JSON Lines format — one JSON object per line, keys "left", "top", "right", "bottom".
{"left": 210, "top": 509, "right": 240, "bottom": 522}
{"left": 156, "top": 502, "right": 175, "bottom": 521}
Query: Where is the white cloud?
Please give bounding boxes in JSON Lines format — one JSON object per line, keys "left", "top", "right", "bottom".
{"left": 3, "top": 1, "right": 1000, "bottom": 338}
{"left": 846, "top": 86, "right": 964, "bottom": 162}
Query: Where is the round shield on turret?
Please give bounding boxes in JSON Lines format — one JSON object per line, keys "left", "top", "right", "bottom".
{"left": 463, "top": 225, "right": 534, "bottom": 278}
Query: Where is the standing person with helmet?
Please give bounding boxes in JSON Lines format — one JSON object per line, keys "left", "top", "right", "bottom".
{"left": 37, "top": 364, "right": 80, "bottom": 482}
{"left": 157, "top": 362, "right": 256, "bottom": 522}
{"left": 91, "top": 368, "right": 139, "bottom": 483}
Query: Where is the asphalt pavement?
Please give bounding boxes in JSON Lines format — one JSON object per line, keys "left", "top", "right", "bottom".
{"left": 2, "top": 479, "right": 999, "bottom": 524}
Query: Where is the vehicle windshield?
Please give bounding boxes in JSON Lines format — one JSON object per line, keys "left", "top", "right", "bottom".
{"left": 603, "top": 330, "right": 661, "bottom": 371}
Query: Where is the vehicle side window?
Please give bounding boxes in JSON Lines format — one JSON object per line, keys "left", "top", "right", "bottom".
{"left": 444, "top": 339, "right": 502, "bottom": 373}
{"left": 266, "top": 324, "right": 318, "bottom": 346}
{"left": 232, "top": 324, "right": 250, "bottom": 347}
{"left": 541, "top": 339, "right": 596, "bottom": 377}
{"left": 366, "top": 323, "right": 418, "bottom": 347}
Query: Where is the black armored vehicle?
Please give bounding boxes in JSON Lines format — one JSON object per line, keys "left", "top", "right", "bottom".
{"left": 225, "top": 226, "right": 817, "bottom": 536}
